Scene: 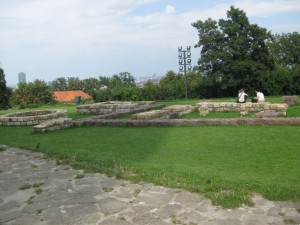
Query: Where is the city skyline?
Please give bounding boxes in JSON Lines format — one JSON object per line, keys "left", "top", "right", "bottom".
{"left": 1, "top": 0, "right": 300, "bottom": 86}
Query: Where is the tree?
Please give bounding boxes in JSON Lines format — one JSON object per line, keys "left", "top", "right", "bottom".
{"left": 11, "top": 79, "right": 55, "bottom": 107}
{"left": 269, "top": 32, "right": 300, "bottom": 69}
{"left": 192, "top": 6, "right": 274, "bottom": 96}
{"left": 141, "top": 80, "right": 161, "bottom": 100}
{"left": 0, "top": 67, "right": 11, "bottom": 109}
{"left": 67, "top": 77, "right": 83, "bottom": 90}
{"left": 50, "top": 77, "right": 68, "bottom": 91}
{"left": 82, "top": 77, "right": 100, "bottom": 98}
{"left": 159, "top": 70, "right": 185, "bottom": 99}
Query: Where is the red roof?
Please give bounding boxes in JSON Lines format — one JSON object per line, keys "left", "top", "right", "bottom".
{"left": 53, "top": 90, "right": 92, "bottom": 102}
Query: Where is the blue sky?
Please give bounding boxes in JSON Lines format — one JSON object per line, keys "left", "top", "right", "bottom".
{"left": 1, "top": 0, "right": 300, "bottom": 86}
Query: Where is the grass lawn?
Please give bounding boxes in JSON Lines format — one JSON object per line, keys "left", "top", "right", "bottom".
{"left": 0, "top": 97, "right": 299, "bottom": 208}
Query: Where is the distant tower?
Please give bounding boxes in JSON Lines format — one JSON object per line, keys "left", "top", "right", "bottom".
{"left": 18, "top": 72, "right": 26, "bottom": 84}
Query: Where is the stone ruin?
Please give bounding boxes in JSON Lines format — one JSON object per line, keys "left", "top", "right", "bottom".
{"left": 282, "top": 96, "right": 298, "bottom": 106}
{"left": 0, "top": 100, "right": 298, "bottom": 133}
{"left": 76, "top": 101, "right": 157, "bottom": 115}
{"left": 0, "top": 110, "right": 68, "bottom": 126}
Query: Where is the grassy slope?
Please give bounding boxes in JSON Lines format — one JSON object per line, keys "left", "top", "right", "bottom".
{"left": 0, "top": 125, "right": 299, "bottom": 208}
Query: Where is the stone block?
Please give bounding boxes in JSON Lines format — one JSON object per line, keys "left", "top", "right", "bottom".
{"left": 282, "top": 95, "right": 298, "bottom": 105}
{"left": 240, "top": 111, "right": 248, "bottom": 116}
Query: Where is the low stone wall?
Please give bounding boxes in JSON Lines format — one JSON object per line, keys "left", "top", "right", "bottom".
{"left": 163, "top": 105, "right": 196, "bottom": 116}
{"left": 0, "top": 110, "right": 68, "bottom": 126}
{"left": 131, "top": 110, "right": 170, "bottom": 120}
{"left": 76, "top": 101, "right": 156, "bottom": 115}
{"left": 72, "top": 117, "right": 300, "bottom": 127}
{"left": 33, "top": 118, "right": 73, "bottom": 133}
{"left": 282, "top": 96, "right": 298, "bottom": 105}
{"left": 197, "top": 102, "right": 288, "bottom": 116}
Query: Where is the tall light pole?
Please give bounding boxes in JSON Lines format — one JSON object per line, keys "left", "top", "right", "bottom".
{"left": 178, "top": 46, "right": 192, "bottom": 99}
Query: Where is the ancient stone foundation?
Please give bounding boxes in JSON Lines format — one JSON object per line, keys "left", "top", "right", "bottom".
{"left": 163, "top": 105, "right": 196, "bottom": 116}
{"left": 282, "top": 96, "right": 298, "bottom": 105}
{"left": 196, "top": 102, "right": 288, "bottom": 116}
{"left": 76, "top": 101, "right": 156, "bottom": 115}
{"left": 0, "top": 110, "right": 68, "bottom": 126}
{"left": 33, "top": 118, "right": 73, "bottom": 133}
{"left": 73, "top": 117, "right": 300, "bottom": 127}
{"left": 132, "top": 110, "right": 170, "bottom": 120}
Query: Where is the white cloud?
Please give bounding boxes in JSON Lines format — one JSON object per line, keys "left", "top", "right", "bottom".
{"left": 232, "top": 0, "right": 300, "bottom": 17}
{"left": 165, "top": 4, "right": 176, "bottom": 14}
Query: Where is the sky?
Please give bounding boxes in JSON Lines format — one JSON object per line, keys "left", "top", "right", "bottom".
{"left": 1, "top": 0, "right": 300, "bottom": 86}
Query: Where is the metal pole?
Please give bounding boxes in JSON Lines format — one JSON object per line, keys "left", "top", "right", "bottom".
{"left": 178, "top": 46, "right": 191, "bottom": 100}
{"left": 183, "top": 51, "right": 188, "bottom": 99}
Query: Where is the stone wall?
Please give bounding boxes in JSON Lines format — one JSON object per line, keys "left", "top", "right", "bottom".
{"left": 163, "top": 105, "right": 196, "bottom": 116}
{"left": 132, "top": 110, "right": 170, "bottom": 120}
{"left": 196, "top": 102, "right": 288, "bottom": 116}
{"left": 72, "top": 117, "right": 300, "bottom": 127}
{"left": 282, "top": 96, "right": 298, "bottom": 105}
{"left": 33, "top": 118, "right": 73, "bottom": 133}
{"left": 130, "top": 105, "right": 196, "bottom": 120}
{"left": 76, "top": 101, "right": 156, "bottom": 115}
{"left": 0, "top": 110, "right": 68, "bottom": 126}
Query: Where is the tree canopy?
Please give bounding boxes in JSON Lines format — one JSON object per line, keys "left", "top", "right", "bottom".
{"left": 269, "top": 32, "right": 300, "bottom": 69}
{"left": 0, "top": 67, "right": 11, "bottom": 109}
{"left": 192, "top": 6, "right": 274, "bottom": 96}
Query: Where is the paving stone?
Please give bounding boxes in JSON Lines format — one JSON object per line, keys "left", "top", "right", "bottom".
{"left": 174, "top": 190, "right": 206, "bottom": 208}
{"left": 50, "top": 170, "right": 78, "bottom": 179}
{"left": 132, "top": 212, "right": 160, "bottom": 225}
{"left": 97, "top": 197, "right": 128, "bottom": 214}
{"left": 9, "top": 214, "right": 43, "bottom": 225}
{"left": 133, "top": 190, "right": 174, "bottom": 207}
{"left": 0, "top": 211, "right": 21, "bottom": 224}
{"left": 98, "top": 217, "right": 134, "bottom": 225}
{"left": 157, "top": 203, "right": 184, "bottom": 219}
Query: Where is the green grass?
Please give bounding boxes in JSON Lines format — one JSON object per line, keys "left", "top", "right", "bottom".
{"left": 1, "top": 124, "right": 299, "bottom": 208}
{"left": 0, "top": 97, "right": 299, "bottom": 208}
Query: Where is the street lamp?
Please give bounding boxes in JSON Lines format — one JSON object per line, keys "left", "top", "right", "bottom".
{"left": 178, "top": 46, "right": 192, "bottom": 99}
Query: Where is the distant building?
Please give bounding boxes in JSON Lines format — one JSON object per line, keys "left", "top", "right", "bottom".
{"left": 18, "top": 72, "right": 26, "bottom": 84}
{"left": 136, "top": 74, "right": 161, "bottom": 87}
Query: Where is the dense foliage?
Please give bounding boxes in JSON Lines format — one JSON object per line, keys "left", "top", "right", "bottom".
{"left": 10, "top": 80, "right": 56, "bottom": 108}
{"left": 0, "top": 67, "right": 12, "bottom": 109}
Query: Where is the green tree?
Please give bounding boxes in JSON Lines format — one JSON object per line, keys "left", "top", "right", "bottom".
{"left": 141, "top": 80, "right": 161, "bottom": 100}
{"left": 269, "top": 32, "right": 300, "bottom": 69}
{"left": 50, "top": 77, "right": 68, "bottom": 91}
{"left": 82, "top": 77, "right": 100, "bottom": 98}
{"left": 192, "top": 6, "right": 274, "bottom": 96}
{"left": 260, "top": 66, "right": 293, "bottom": 95}
{"left": 187, "top": 72, "right": 204, "bottom": 99}
{"left": 0, "top": 67, "right": 11, "bottom": 109}
{"left": 67, "top": 77, "right": 83, "bottom": 90}
{"left": 11, "top": 79, "right": 55, "bottom": 107}
{"left": 291, "top": 64, "right": 300, "bottom": 94}
{"left": 159, "top": 70, "right": 185, "bottom": 99}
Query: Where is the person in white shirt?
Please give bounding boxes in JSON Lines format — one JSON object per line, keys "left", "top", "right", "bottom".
{"left": 237, "top": 89, "right": 248, "bottom": 103}
{"left": 252, "top": 90, "right": 265, "bottom": 102}
{"left": 256, "top": 91, "right": 265, "bottom": 102}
